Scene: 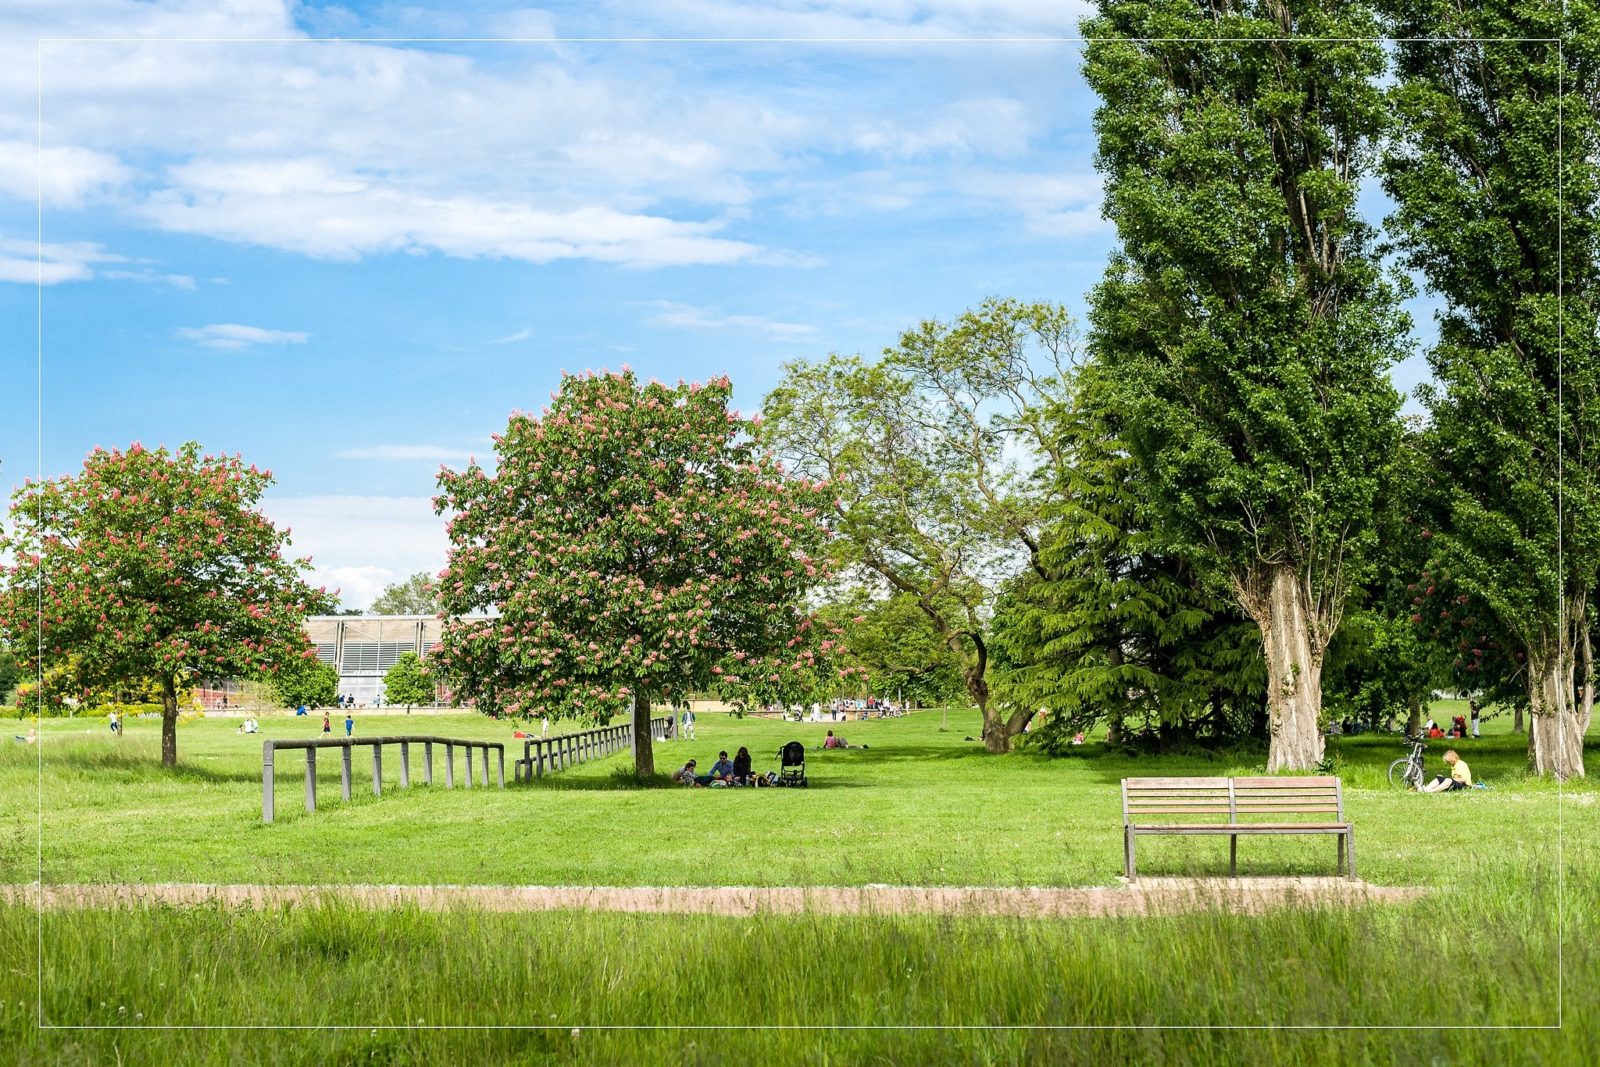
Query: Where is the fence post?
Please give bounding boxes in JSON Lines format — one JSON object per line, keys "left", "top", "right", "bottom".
{"left": 498, "top": 747, "right": 505, "bottom": 788}
{"left": 341, "top": 744, "right": 352, "bottom": 800}
{"left": 400, "top": 741, "right": 410, "bottom": 788}
{"left": 482, "top": 746, "right": 490, "bottom": 784}
{"left": 372, "top": 744, "right": 383, "bottom": 796}
{"left": 262, "top": 741, "right": 275, "bottom": 824}
{"left": 464, "top": 745, "right": 474, "bottom": 788}
{"left": 425, "top": 740, "right": 434, "bottom": 785}
{"left": 445, "top": 743, "right": 455, "bottom": 788}
{"left": 536, "top": 740, "right": 545, "bottom": 778}
{"left": 305, "top": 747, "right": 316, "bottom": 813}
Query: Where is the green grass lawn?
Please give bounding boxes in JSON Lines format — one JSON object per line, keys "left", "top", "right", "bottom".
{"left": 2, "top": 704, "right": 1595, "bottom": 1062}
{"left": 1, "top": 868, "right": 1592, "bottom": 1064}
{"left": 1, "top": 703, "right": 1593, "bottom": 888}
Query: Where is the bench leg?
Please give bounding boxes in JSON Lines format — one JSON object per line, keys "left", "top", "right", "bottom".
{"left": 1337, "top": 834, "right": 1346, "bottom": 877}
{"left": 1230, "top": 835, "right": 1238, "bottom": 878}
{"left": 1124, "top": 826, "right": 1136, "bottom": 881}
{"left": 1344, "top": 829, "right": 1358, "bottom": 881}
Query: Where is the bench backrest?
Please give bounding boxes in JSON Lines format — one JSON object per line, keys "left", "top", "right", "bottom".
{"left": 1122, "top": 776, "right": 1343, "bottom": 824}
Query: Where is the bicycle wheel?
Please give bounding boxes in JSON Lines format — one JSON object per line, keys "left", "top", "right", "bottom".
{"left": 1387, "top": 758, "right": 1416, "bottom": 790}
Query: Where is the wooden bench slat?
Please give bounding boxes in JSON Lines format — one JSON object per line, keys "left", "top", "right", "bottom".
{"left": 1122, "top": 777, "right": 1231, "bottom": 786}
{"left": 1230, "top": 776, "right": 1339, "bottom": 787}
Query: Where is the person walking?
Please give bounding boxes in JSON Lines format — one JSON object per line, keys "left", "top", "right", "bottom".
{"left": 1470, "top": 702, "right": 1481, "bottom": 739}
{"left": 322, "top": 712, "right": 331, "bottom": 735}
{"left": 108, "top": 710, "right": 120, "bottom": 737}
{"left": 682, "top": 708, "right": 696, "bottom": 740}
{"left": 541, "top": 714, "right": 550, "bottom": 738}
{"left": 344, "top": 713, "right": 354, "bottom": 737}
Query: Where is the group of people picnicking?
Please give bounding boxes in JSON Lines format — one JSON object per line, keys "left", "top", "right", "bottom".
{"left": 1334, "top": 701, "right": 1487, "bottom": 739}
{"left": 671, "top": 746, "right": 778, "bottom": 787}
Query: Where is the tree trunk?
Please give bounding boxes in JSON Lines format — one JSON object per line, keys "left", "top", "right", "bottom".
{"left": 1405, "top": 694, "right": 1423, "bottom": 737}
{"left": 1579, "top": 614, "right": 1594, "bottom": 737}
{"left": 1513, "top": 703, "right": 1524, "bottom": 734}
{"left": 1528, "top": 642, "right": 1585, "bottom": 780}
{"left": 160, "top": 676, "right": 179, "bottom": 768}
{"left": 1244, "top": 562, "right": 1326, "bottom": 773}
{"left": 631, "top": 689, "right": 654, "bottom": 777}
{"left": 955, "top": 630, "right": 1014, "bottom": 754}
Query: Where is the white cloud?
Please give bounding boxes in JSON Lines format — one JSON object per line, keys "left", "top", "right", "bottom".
{"left": 0, "top": 141, "right": 131, "bottom": 207}
{"left": 260, "top": 494, "right": 449, "bottom": 609}
{"left": 0, "top": 1, "right": 1079, "bottom": 272}
{"left": 314, "top": 565, "right": 399, "bottom": 612}
{"left": 140, "top": 158, "right": 768, "bottom": 267}
{"left": 849, "top": 98, "right": 1032, "bottom": 158}
{"left": 958, "top": 170, "right": 1109, "bottom": 236}
{"left": 487, "top": 327, "right": 532, "bottom": 345}
{"left": 648, "top": 300, "right": 816, "bottom": 339}
{"left": 101, "top": 267, "right": 197, "bottom": 289}
{"left": 334, "top": 445, "right": 478, "bottom": 463}
{"left": 591, "top": 0, "right": 1093, "bottom": 39}
{"left": 0, "top": 236, "right": 125, "bottom": 284}
{"left": 176, "top": 323, "right": 310, "bottom": 349}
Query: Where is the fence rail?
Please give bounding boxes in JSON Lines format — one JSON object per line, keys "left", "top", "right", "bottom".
{"left": 514, "top": 716, "right": 672, "bottom": 782}
{"left": 262, "top": 736, "right": 504, "bottom": 823}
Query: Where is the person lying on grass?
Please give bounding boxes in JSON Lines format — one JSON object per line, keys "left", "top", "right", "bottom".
{"left": 1419, "top": 749, "right": 1472, "bottom": 793}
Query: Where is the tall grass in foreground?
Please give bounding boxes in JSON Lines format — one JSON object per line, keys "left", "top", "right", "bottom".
{"left": 1, "top": 863, "right": 1591, "bottom": 1065}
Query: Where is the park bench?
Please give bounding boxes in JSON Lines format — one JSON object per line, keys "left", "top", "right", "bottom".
{"left": 1120, "top": 776, "right": 1356, "bottom": 881}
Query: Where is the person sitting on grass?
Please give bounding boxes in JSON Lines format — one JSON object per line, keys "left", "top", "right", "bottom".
{"left": 822, "top": 730, "right": 841, "bottom": 749}
{"left": 1419, "top": 749, "right": 1473, "bottom": 793}
{"left": 671, "top": 759, "right": 702, "bottom": 786}
{"left": 709, "top": 750, "right": 736, "bottom": 784}
{"left": 732, "top": 746, "right": 753, "bottom": 785}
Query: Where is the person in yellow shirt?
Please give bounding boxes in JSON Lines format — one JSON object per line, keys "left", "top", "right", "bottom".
{"left": 1419, "top": 749, "right": 1472, "bottom": 792}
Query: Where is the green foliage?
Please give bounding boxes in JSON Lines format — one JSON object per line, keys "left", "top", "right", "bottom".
{"left": 763, "top": 299, "right": 1077, "bottom": 749}
{"left": 271, "top": 656, "right": 338, "bottom": 709}
{"left": 1081, "top": 2, "right": 1409, "bottom": 768}
{"left": 0, "top": 645, "right": 17, "bottom": 700}
{"left": 369, "top": 572, "right": 439, "bottom": 616}
{"left": 818, "top": 591, "right": 967, "bottom": 707}
{"left": 993, "top": 370, "right": 1265, "bottom": 754}
{"left": 434, "top": 371, "right": 834, "bottom": 729}
{"left": 382, "top": 651, "right": 434, "bottom": 709}
{"left": 0, "top": 442, "right": 334, "bottom": 763}
{"left": 1381, "top": 0, "right": 1600, "bottom": 773}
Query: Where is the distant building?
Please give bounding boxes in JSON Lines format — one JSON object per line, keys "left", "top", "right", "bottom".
{"left": 304, "top": 614, "right": 450, "bottom": 705}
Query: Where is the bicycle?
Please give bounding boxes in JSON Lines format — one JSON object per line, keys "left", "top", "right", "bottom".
{"left": 1388, "top": 734, "right": 1427, "bottom": 790}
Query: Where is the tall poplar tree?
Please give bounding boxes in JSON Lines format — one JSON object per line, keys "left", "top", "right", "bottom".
{"left": 1081, "top": 2, "right": 1409, "bottom": 771}
{"left": 1382, "top": 1, "right": 1599, "bottom": 778}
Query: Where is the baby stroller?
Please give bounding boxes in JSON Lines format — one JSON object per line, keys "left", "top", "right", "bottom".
{"left": 777, "top": 740, "right": 807, "bottom": 787}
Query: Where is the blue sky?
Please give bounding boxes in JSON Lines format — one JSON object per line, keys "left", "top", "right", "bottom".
{"left": 0, "top": 0, "right": 1434, "bottom": 607}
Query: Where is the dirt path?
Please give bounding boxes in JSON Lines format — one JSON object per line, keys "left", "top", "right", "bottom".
{"left": 4, "top": 879, "right": 1426, "bottom": 917}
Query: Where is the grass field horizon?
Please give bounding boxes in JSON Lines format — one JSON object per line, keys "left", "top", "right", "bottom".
{"left": 4, "top": 702, "right": 1594, "bottom": 888}
{"left": 5, "top": 704, "right": 1595, "bottom": 1063}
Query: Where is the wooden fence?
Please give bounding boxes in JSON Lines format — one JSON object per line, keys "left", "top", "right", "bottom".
{"left": 261, "top": 736, "right": 504, "bottom": 823}
{"left": 514, "top": 716, "right": 672, "bottom": 782}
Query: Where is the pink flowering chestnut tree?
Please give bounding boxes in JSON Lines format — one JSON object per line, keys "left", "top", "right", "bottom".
{"left": 0, "top": 442, "right": 335, "bottom": 766}
{"left": 434, "top": 369, "right": 834, "bottom": 777}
